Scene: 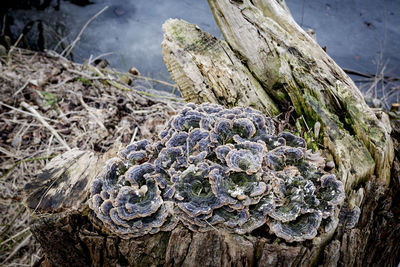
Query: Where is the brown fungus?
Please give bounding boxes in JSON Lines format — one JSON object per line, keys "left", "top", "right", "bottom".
{"left": 89, "top": 103, "right": 345, "bottom": 243}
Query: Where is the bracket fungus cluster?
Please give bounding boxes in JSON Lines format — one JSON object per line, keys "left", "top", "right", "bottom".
{"left": 89, "top": 103, "right": 345, "bottom": 242}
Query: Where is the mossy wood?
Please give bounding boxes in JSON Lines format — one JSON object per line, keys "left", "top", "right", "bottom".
{"left": 25, "top": 0, "right": 399, "bottom": 266}
{"left": 162, "top": 1, "right": 393, "bottom": 192}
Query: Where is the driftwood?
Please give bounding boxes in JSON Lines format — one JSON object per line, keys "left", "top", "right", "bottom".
{"left": 25, "top": 0, "right": 399, "bottom": 266}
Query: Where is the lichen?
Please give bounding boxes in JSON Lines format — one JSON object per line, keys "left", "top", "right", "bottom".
{"left": 89, "top": 103, "right": 345, "bottom": 242}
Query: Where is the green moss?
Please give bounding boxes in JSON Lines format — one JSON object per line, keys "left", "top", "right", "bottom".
{"left": 275, "top": 89, "right": 288, "bottom": 103}
{"left": 38, "top": 91, "right": 57, "bottom": 108}
{"left": 76, "top": 77, "right": 93, "bottom": 86}
{"left": 171, "top": 24, "right": 185, "bottom": 43}
{"left": 303, "top": 132, "right": 318, "bottom": 151}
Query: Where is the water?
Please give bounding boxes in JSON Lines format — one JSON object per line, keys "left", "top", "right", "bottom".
{"left": 4, "top": 0, "right": 400, "bottom": 104}
{"left": 5, "top": 0, "right": 221, "bottom": 81}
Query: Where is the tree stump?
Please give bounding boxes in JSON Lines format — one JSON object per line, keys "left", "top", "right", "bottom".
{"left": 25, "top": 0, "right": 400, "bottom": 266}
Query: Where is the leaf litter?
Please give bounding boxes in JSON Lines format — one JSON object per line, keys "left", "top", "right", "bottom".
{"left": 0, "top": 47, "right": 183, "bottom": 265}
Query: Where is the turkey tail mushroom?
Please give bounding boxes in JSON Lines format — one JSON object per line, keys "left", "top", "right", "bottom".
{"left": 89, "top": 103, "right": 344, "bottom": 243}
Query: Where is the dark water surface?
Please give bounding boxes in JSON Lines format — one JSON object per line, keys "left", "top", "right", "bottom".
{"left": 6, "top": 0, "right": 222, "bottom": 80}
{"left": 5, "top": 0, "right": 400, "bottom": 104}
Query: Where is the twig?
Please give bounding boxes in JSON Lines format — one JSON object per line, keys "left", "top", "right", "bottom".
{"left": 0, "top": 156, "right": 55, "bottom": 180}
{"left": 47, "top": 135, "right": 54, "bottom": 156}
{"left": 89, "top": 52, "right": 115, "bottom": 65}
{"left": 300, "top": 0, "right": 305, "bottom": 26}
{"left": 53, "top": 33, "right": 71, "bottom": 52}
{"left": 2, "top": 227, "right": 30, "bottom": 245}
{"left": 77, "top": 94, "right": 108, "bottom": 131}
{"left": 106, "top": 80, "right": 132, "bottom": 91}
{"left": 89, "top": 65, "right": 106, "bottom": 77}
{"left": 100, "top": 67, "right": 178, "bottom": 88}
{"left": 0, "top": 206, "right": 25, "bottom": 238}
{"left": 0, "top": 101, "right": 59, "bottom": 123}
{"left": 276, "top": 106, "right": 294, "bottom": 132}
{"left": 301, "top": 115, "right": 311, "bottom": 133}
{"left": 1, "top": 233, "right": 32, "bottom": 265}
{"left": 8, "top": 263, "right": 30, "bottom": 267}
{"left": 132, "top": 74, "right": 178, "bottom": 89}
{"left": 130, "top": 127, "right": 138, "bottom": 144}
{"left": 205, "top": 219, "right": 220, "bottom": 233}
{"left": 130, "top": 110, "right": 154, "bottom": 114}
{"left": 2, "top": 118, "right": 41, "bottom": 127}
{"left": 67, "top": 68, "right": 109, "bottom": 80}
{"left": 1, "top": 14, "right": 6, "bottom": 36}
{"left": 20, "top": 102, "right": 71, "bottom": 151}
{"left": 7, "top": 34, "right": 24, "bottom": 59}
{"left": 13, "top": 79, "right": 31, "bottom": 97}
{"left": 107, "top": 80, "right": 184, "bottom": 101}
{"left": 33, "top": 178, "right": 59, "bottom": 214}
{"left": 343, "top": 68, "right": 399, "bottom": 82}
{"left": 0, "top": 146, "right": 17, "bottom": 157}
{"left": 47, "top": 77, "right": 75, "bottom": 89}
{"left": 85, "top": 65, "right": 180, "bottom": 99}
{"left": 61, "top": 6, "right": 108, "bottom": 58}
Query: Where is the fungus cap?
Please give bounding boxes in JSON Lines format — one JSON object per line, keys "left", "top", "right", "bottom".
{"left": 89, "top": 103, "right": 345, "bottom": 242}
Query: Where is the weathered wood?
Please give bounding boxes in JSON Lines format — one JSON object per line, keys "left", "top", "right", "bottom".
{"left": 162, "top": 19, "right": 279, "bottom": 116}
{"left": 206, "top": 0, "right": 393, "bottom": 190}
{"left": 162, "top": 0, "right": 393, "bottom": 191}
{"left": 25, "top": 149, "right": 103, "bottom": 213}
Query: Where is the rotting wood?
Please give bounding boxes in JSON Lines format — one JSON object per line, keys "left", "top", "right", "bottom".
{"left": 26, "top": 149, "right": 400, "bottom": 266}
{"left": 162, "top": 0, "right": 393, "bottom": 191}
{"left": 206, "top": 0, "right": 393, "bottom": 190}
{"left": 162, "top": 19, "right": 279, "bottom": 116}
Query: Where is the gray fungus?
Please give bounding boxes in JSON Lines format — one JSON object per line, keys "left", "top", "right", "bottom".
{"left": 89, "top": 103, "right": 345, "bottom": 242}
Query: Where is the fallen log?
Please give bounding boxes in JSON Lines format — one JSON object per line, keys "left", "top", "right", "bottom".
{"left": 25, "top": 0, "right": 400, "bottom": 266}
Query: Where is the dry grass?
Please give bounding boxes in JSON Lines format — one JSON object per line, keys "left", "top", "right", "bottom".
{"left": 348, "top": 57, "right": 400, "bottom": 110}
{"left": 0, "top": 47, "right": 183, "bottom": 266}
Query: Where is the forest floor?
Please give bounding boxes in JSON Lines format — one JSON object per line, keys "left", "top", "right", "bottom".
{"left": 0, "top": 47, "right": 183, "bottom": 266}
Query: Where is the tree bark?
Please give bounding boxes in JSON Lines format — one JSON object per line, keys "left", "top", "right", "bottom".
{"left": 161, "top": 19, "right": 279, "bottom": 117}
{"left": 26, "top": 0, "right": 400, "bottom": 266}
